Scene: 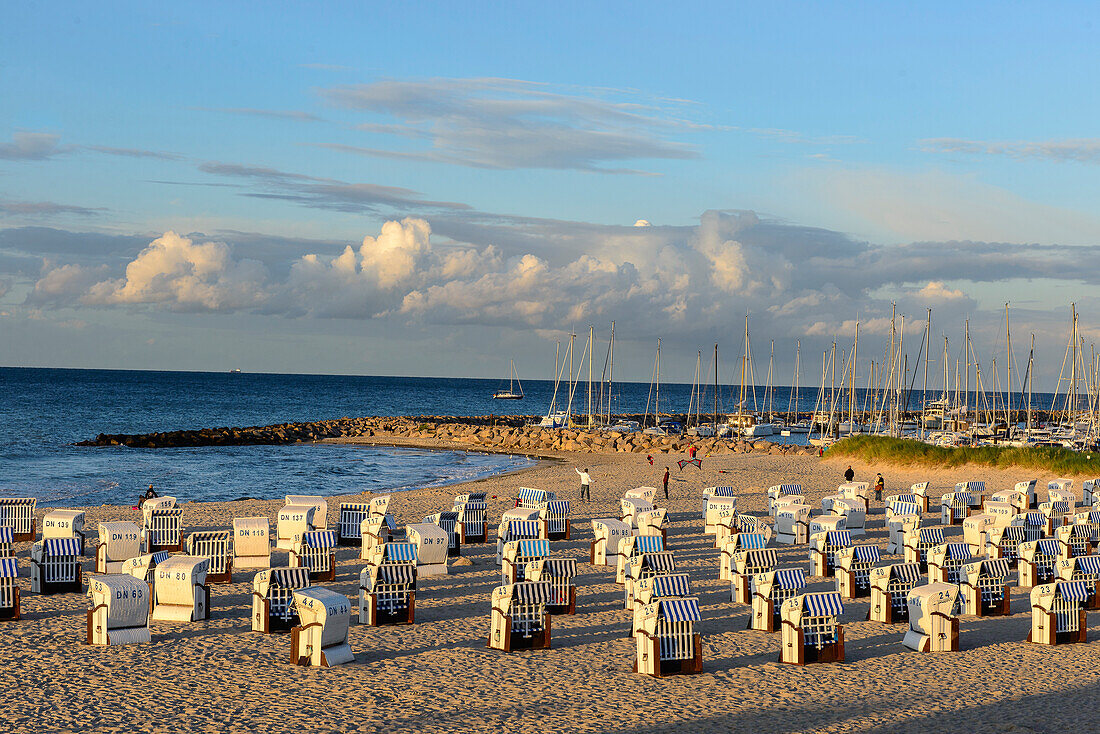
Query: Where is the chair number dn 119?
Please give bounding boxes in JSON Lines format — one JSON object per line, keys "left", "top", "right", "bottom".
{"left": 112, "top": 532, "right": 139, "bottom": 541}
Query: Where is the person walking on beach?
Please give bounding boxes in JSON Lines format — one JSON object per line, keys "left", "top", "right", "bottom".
{"left": 662, "top": 466, "right": 670, "bottom": 499}
{"left": 575, "top": 467, "right": 591, "bottom": 501}
{"left": 844, "top": 465, "right": 854, "bottom": 483}
{"left": 875, "top": 473, "right": 885, "bottom": 502}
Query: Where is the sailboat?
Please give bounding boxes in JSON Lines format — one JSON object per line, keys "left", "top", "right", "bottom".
{"left": 539, "top": 336, "right": 573, "bottom": 428}
{"left": 728, "top": 315, "right": 774, "bottom": 436}
{"left": 493, "top": 359, "right": 524, "bottom": 400}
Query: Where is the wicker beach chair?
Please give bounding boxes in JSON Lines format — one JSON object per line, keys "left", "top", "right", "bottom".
{"left": 453, "top": 492, "right": 487, "bottom": 543}
{"left": 705, "top": 496, "right": 738, "bottom": 536}
{"left": 590, "top": 519, "right": 632, "bottom": 566}
{"left": 290, "top": 587, "right": 354, "bottom": 667}
{"left": 277, "top": 503, "right": 318, "bottom": 551}
{"left": 142, "top": 505, "right": 183, "bottom": 553}
{"left": 0, "top": 498, "right": 37, "bottom": 541}
{"left": 515, "top": 487, "right": 555, "bottom": 509}
{"left": 985, "top": 490, "right": 1027, "bottom": 514}
{"left": 927, "top": 542, "right": 974, "bottom": 584}
{"left": 252, "top": 567, "right": 311, "bottom": 633}
{"left": 621, "top": 498, "right": 655, "bottom": 529}
{"left": 774, "top": 504, "right": 811, "bottom": 546}
{"left": 538, "top": 500, "right": 571, "bottom": 541}
{"left": 830, "top": 499, "right": 866, "bottom": 537}
{"left": 406, "top": 523, "right": 449, "bottom": 578}
{"left": 616, "top": 535, "right": 665, "bottom": 584}
{"left": 120, "top": 551, "right": 173, "bottom": 606}
{"left": 780, "top": 591, "right": 845, "bottom": 665}
{"left": 625, "top": 550, "right": 677, "bottom": 609}
{"left": 910, "top": 482, "right": 931, "bottom": 513}
{"left": 1028, "top": 581, "right": 1089, "bottom": 646}
{"left": 940, "top": 492, "right": 973, "bottom": 526}
{"left": 869, "top": 562, "right": 923, "bottom": 623}
{"left": 631, "top": 573, "right": 691, "bottom": 635}
{"left": 719, "top": 530, "right": 770, "bottom": 582}
{"left": 835, "top": 544, "right": 881, "bottom": 599}
{"left": 0, "top": 528, "right": 10, "bottom": 559}
{"left": 959, "top": 557, "right": 1012, "bottom": 616}
{"left": 359, "top": 515, "right": 397, "bottom": 560}
{"left": 956, "top": 481, "right": 987, "bottom": 508}
{"left": 986, "top": 520, "right": 1041, "bottom": 566}
{"left": 637, "top": 507, "right": 668, "bottom": 543}
{"left": 185, "top": 530, "right": 233, "bottom": 584}
{"left": 502, "top": 538, "right": 550, "bottom": 584}
{"left": 335, "top": 502, "right": 371, "bottom": 546}
{"left": 1072, "top": 510, "right": 1100, "bottom": 545}
{"left": 823, "top": 482, "right": 869, "bottom": 514}
{"left": 962, "top": 513, "right": 996, "bottom": 557}
{"left": 0, "top": 558, "right": 19, "bottom": 621}
{"left": 151, "top": 556, "right": 210, "bottom": 622}
{"left": 626, "top": 486, "right": 659, "bottom": 503}
{"left": 634, "top": 597, "right": 702, "bottom": 677}
{"left": 95, "top": 522, "right": 141, "bottom": 574}
{"left": 42, "top": 510, "right": 85, "bottom": 555}
{"left": 526, "top": 557, "right": 578, "bottom": 615}
{"left": 1016, "top": 479, "right": 1039, "bottom": 509}
{"left": 233, "top": 517, "right": 271, "bottom": 571}
{"left": 1039, "top": 500, "right": 1073, "bottom": 536}
{"left": 30, "top": 538, "right": 82, "bottom": 594}
{"left": 422, "top": 511, "right": 461, "bottom": 557}
{"left": 729, "top": 544, "right": 777, "bottom": 603}
{"left": 496, "top": 514, "right": 542, "bottom": 564}
{"left": 810, "top": 529, "right": 852, "bottom": 578}
{"left": 751, "top": 567, "right": 807, "bottom": 632}
{"left": 1019, "top": 538, "right": 1062, "bottom": 587}
{"left": 1056, "top": 554, "right": 1100, "bottom": 610}
{"left": 1083, "top": 479, "right": 1099, "bottom": 507}
{"left": 1055, "top": 523, "right": 1092, "bottom": 560}
{"left": 886, "top": 505, "right": 922, "bottom": 555}
{"left": 702, "top": 486, "right": 736, "bottom": 517}
{"left": 902, "top": 582, "right": 960, "bottom": 652}
{"left": 767, "top": 484, "right": 803, "bottom": 516}
{"left": 285, "top": 495, "right": 328, "bottom": 529}
{"left": 489, "top": 581, "right": 552, "bottom": 652}
{"left": 86, "top": 574, "right": 150, "bottom": 646}
{"left": 358, "top": 542, "right": 417, "bottom": 626}
{"left": 289, "top": 530, "right": 337, "bottom": 582}
{"left": 903, "top": 526, "right": 944, "bottom": 571}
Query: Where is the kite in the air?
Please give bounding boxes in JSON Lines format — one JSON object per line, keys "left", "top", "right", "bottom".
{"left": 677, "top": 458, "right": 702, "bottom": 471}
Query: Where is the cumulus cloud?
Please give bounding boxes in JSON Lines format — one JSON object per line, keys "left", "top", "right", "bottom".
{"left": 917, "top": 281, "right": 966, "bottom": 300}
{"left": 0, "top": 132, "right": 70, "bottom": 160}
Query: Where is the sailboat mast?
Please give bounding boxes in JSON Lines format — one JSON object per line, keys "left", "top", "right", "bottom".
{"left": 794, "top": 341, "right": 801, "bottom": 424}
{"left": 740, "top": 315, "right": 748, "bottom": 420}
{"left": 656, "top": 337, "right": 661, "bottom": 426}
{"left": 922, "top": 309, "right": 931, "bottom": 440}
{"left": 850, "top": 322, "right": 859, "bottom": 427}
{"left": 713, "top": 343, "right": 719, "bottom": 429}
{"left": 587, "top": 325, "right": 594, "bottom": 428}
{"left": 606, "top": 321, "right": 615, "bottom": 424}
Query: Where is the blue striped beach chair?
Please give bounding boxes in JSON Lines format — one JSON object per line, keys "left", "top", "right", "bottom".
{"left": 903, "top": 526, "right": 944, "bottom": 571}
{"left": 635, "top": 597, "right": 702, "bottom": 677}
{"left": 869, "top": 562, "right": 923, "bottom": 623}
{"left": 291, "top": 530, "right": 338, "bottom": 582}
{"left": 30, "top": 538, "right": 82, "bottom": 595}
{"left": 729, "top": 546, "right": 777, "bottom": 603}
{"left": 1019, "top": 538, "right": 1062, "bottom": 587}
{"left": 1029, "top": 580, "right": 1089, "bottom": 645}
{"left": 625, "top": 550, "right": 677, "bottom": 609}
{"left": 489, "top": 581, "right": 552, "bottom": 651}
{"left": 810, "top": 529, "right": 852, "bottom": 578}
{"left": 780, "top": 591, "right": 845, "bottom": 665}
{"left": 0, "top": 557, "right": 19, "bottom": 621}
{"left": 453, "top": 492, "right": 488, "bottom": 543}
{"left": 525, "top": 557, "right": 578, "bottom": 615}
{"left": 336, "top": 502, "right": 371, "bottom": 546}
{"left": 0, "top": 498, "right": 37, "bottom": 542}
{"left": 927, "top": 542, "right": 974, "bottom": 584}
{"left": 616, "top": 534, "right": 665, "bottom": 584}
{"left": 186, "top": 530, "right": 233, "bottom": 583}
{"left": 502, "top": 538, "right": 550, "bottom": 584}
{"left": 252, "top": 567, "right": 312, "bottom": 633}
{"left": 835, "top": 544, "right": 881, "bottom": 599}
{"left": 751, "top": 567, "right": 806, "bottom": 632}
{"left": 1056, "top": 554, "right": 1100, "bottom": 610}
{"left": 359, "top": 541, "right": 417, "bottom": 626}
{"left": 960, "top": 557, "right": 1012, "bottom": 616}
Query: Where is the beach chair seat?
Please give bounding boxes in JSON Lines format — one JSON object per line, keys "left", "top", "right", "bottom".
{"left": 927, "top": 542, "right": 974, "bottom": 584}
{"left": 1056, "top": 554, "right": 1100, "bottom": 610}
{"left": 986, "top": 523, "right": 1039, "bottom": 567}
{"left": 1039, "top": 500, "right": 1073, "bottom": 536}
{"left": 277, "top": 504, "right": 318, "bottom": 552}
{"left": 1083, "top": 479, "right": 1099, "bottom": 507}
{"left": 835, "top": 544, "right": 881, "bottom": 599}
{"left": 1028, "top": 581, "right": 1089, "bottom": 646}
{"left": 1072, "top": 510, "right": 1100, "bottom": 545}
{"left": 30, "top": 538, "right": 82, "bottom": 594}
{"left": 489, "top": 581, "right": 552, "bottom": 652}
{"left": 780, "top": 592, "right": 844, "bottom": 665}
{"left": 631, "top": 573, "right": 691, "bottom": 635}
{"left": 1056, "top": 523, "right": 1092, "bottom": 560}
{"left": 424, "top": 511, "right": 461, "bottom": 557}
{"left": 151, "top": 556, "right": 210, "bottom": 622}
{"left": 0, "top": 558, "right": 19, "bottom": 621}
{"left": 625, "top": 550, "right": 677, "bottom": 609}
{"left": 290, "top": 530, "right": 337, "bottom": 582}
{"left": 142, "top": 506, "right": 183, "bottom": 553}
{"left": 358, "top": 542, "right": 417, "bottom": 626}
{"left": 959, "top": 558, "right": 1012, "bottom": 616}
{"left": 95, "top": 522, "right": 141, "bottom": 574}
{"left": 719, "top": 530, "right": 770, "bottom": 582}
{"left": 496, "top": 515, "right": 542, "bottom": 564}
{"left": 0, "top": 498, "right": 37, "bottom": 541}
{"left": 902, "top": 582, "right": 960, "bottom": 652}
{"left": 903, "top": 526, "right": 944, "bottom": 571}
{"left": 453, "top": 492, "right": 487, "bottom": 543}
{"left": 751, "top": 567, "right": 807, "bottom": 632}
{"left": 185, "top": 530, "right": 233, "bottom": 583}
{"left": 1015, "top": 480, "right": 1039, "bottom": 509}
{"left": 406, "top": 523, "right": 449, "bottom": 578}
{"left": 252, "top": 567, "right": 312, "bottom": 633}
{"left": 1019, "top": 538, "right": 1062, "bottom": 587}
{"left": 810, "top": 529, "right": 852, "bottom": 578}
{"left": 886, "top": 507, "right": 922, "bottom": 555}
{"left": 285, "top": 495, "right": 328, "bottom": 529}
{"left": 621, "top": 498, "right": 655, "bottom": 529}
{"left": 335, "top": 502, "right": 371, "bottom": 546}
{"left": 831, "top": 499, "right": 866, "bottom": 537}
{"left": 941, "top": 492, "right": 973, "bottom": 526}
{"left": 538, "top": 500, "right": 571, "bottom": 541}
{"left": 42, "top": 510, "right": 86, "bottom": 555}
{"left": 86, "top": 574, "right": 150, "bottom": 646}
{"left": 526, "top": 557, "right": 578, "bottom": 615}
{"left": 290, "top": 587, "right": 354, "bottom": 667}
{"left": 774, "top": 504, "right": 811, "bottom": 546}
{"left": 233, "top": 517, "right": 271, "bottom": 570}
{"left": 515, "top": 486, "right": 555, "bottom": 509}
{"left": 910, "top": 482, "right": 931, "bottom": 513}
{"left": 986, "top": 490, "right": 1027, "bottom": 514}
{"left": 636, "top": 507, "right": 668, "bottom": 544}
{"left": 359, "top": 515, "right": 398, "bottom": 559}
{"left": 616, "top": 535, "right": 665, "bottom": 584}
{"left": 767, "top": 484, "right": 803, "bottom": 516}
{"left": 590, "top": 519, "right": 632, "bottom": 566}
{"left": 635, "top": 597, "right": 702, "bottom": 677}
{"left": 502, "top": 538, "right": 550, "bottom": 585}
{"left": 625, "top": 486, "right": 659, "bottom": 503}
{"left": 869, "top": 563, "right": 923, "bottom": 623}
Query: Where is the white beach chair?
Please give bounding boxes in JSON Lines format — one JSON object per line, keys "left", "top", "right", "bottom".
{"left": 701, "top": 485, "right": 736, "bottom": 516}
{"left": 810, "top": 529, "right": 852, "bottom": 578}
{"left": 502, "top": 538, "right": 550, "bottom": 584}
{"left": 621, "top": 498, "right": 655, "bottom": 529}
{"left": 290, "top": 530, "right": 337, "bottom": 582}
{"left": 940, "top": 492, "right": 972, "bottom": 526}
{"left": 358, "top": 542, "right": 417, "bottom": 626}
{"left": 290, "top": 587, "right": 354, "bottom": 667}
{"left": 774, "top": 504, "right": 811, "bottom": 546}
{"left": 1039, "top": 500, "right": 1072, "bottom": 536}
{"left": 185, "top": 530, "right": 233, "bottom": 583}
{"left": 526, "top": 557, "right": 578, "bottom": 615}
{"left": 809, "top": 515, "right": 846, "bottom": 536}
{"left": 729, "top": 545, "right": 777, "bottom": 603}
{"left": 903, "top": 526, "right": 945, "bottom": 571}
{"left": 835, "top": 544, "right": 881, "bottom": 599}
{"left": 637, "top": 507, "right": 668, "bottom": 543}
{"left": 120, "top": 550, "right": 173, "bottom": 606}
{"left": 1083, "top": 479, "right": 1100, "bottom": 507}
{"left": 151, "top": 556, "right": 210, "bottom": 623}
{"left": 625, "top": 550, "right": 677, "bottom": 609}
{"left": 927, "top": 542, "right": 974, "bottom": 584}
{"left": 1056, "top": 554, "right": 1100, "bottom": 610}
{"left": 959, "top": 557, "right": 1012, "bottom": 616}
{"left": 830, "top": 499, "right": 866, "bottom": 537}
{"left": 1028, "top": 581, "right": 1089, "bottom": 646}
{"left": 252, "top": 567, "right": 311, "bottom": 633}
{"left": 886, "top": 506, "right": 922, "bottom": 555}
{"left": 631, "top": 573, "right": 691, "bottom": 635}
{"left": 42, "top": 510, "right": 85, "bottom": 555}
{"left": 538, "top": 500, "right": 571, "bottom": 541}
{"left": 751, "top": 567, "right": 807, "bottom": 632}
{"left": 956, "top": 481, "right": 987, "bottom": 508}
{"left": 423, "top": 511, "right": 461, "bottom": 557}
{"left": 634, "top": 598, "right": 702, "bottom": 678}
{"left": 823, "top": 483, "right": 868, "bottom": 514}
{"left": 1019, "top": 538, "right": 1062, "bottom": 587}
{"left": 515, "top": 487, "right": 555, "bottom": 509}
{"left": 779, "top": 591, "right": 845, "bottom": 665}
{"left": 86, "top": 574, "right": 150, "bottom": 646}
{"left": 768, "top": 484, "right": 803, "bottom": 515}
{"left": 489, "top": 581, "right": 552, "bottom": 652}
{"left": 885, "top": 495, "right": 919, "bottom": 520}
{"left": 869, "top": 563, "right": 923, "bottom": 624}
{"left": 453, "top": 492, "right": 487, "bottom": 543}
{"left": 590, "top": 519, "right": 632, "bottom": 566}
{"left": 910, "top": 482, "right": 931, "bottom": 513}
{"left": 1055, "top": 523, "right": 1092, "bottom": 560}
{"left": 719, "top": 530, "right": 770, "bottom": 582}
{"left": 359, "top": 515, "right": 397, "bottom": 560}
{"left": 962, "top": 514, "right": 996, "bottom": 556}
{"left": 496, "top": 510, "right": 543, "bottom": 562}
{"left": 277, "top": 503, "right": 318, "bottom": 552}
{"left": 705, "top": 496, "right": 738, "bottom": 536}
{"left": 626, "top": 486, "right": 659, "bottom": 503}
{"left": 616, "top": 535, "right": 665, "bottom": 584}
{"left": 902, "top": 582, "right": 960, "bottom": 652}
{"left": 142, "top": 506, "right": 183, "bottom": 553}
{"left": 233, "top": 517, "right": 271, "bottom": 571}
{"left": 335, "top": 502, "right": 371, "bottom": 546}
{"left": 95, "top": 521, "right": 141, "bottom": 574}
{"left": 0, "top": 498, "right": 37, "bottom": 541}
{"left": 1016, "top": 479, "right": 1039, "bottom": 509}
{"left": 1073, "top": 510, "right": 1100, "bottom": 545}
{"left": 0, "top": 557, "right": 19, "bottom": 621}
{"left": 985, "top": 490, "right": 1028, "bottom": 514}
{"left": 405, "top": 523, "right": 449, "bottom": 578}
{"left": 30, "top": 538, "right": 82, "bottom": 594}
{"left": 285, "top": 495, "right": 328, "bottom": 529}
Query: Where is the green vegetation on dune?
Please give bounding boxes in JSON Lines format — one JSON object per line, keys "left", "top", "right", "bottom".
{"left": 826, "top": 435, "right": 1100, "bottom": 475}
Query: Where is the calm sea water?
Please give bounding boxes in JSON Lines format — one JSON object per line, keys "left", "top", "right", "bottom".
{"left": 0, "top": 367, "right": 1057, "bottom": 506}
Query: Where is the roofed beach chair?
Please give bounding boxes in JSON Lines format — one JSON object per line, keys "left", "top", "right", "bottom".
{"left": 910, "top": 482, "right": 931, "bottom": 513}
{"left": 885, "top": 495, "right": 920, "bottom": 521}
{"left": 1056, "top": 554, "right": 1100, "bottom": 610}
{"left": 616, "top": 534, "right": 665, "bottom": 584}
{"left": 902, "top": 582, "right": 960, "bottom": 652}
{"left": 424, "top": 511, "right": 461, "bottom": 557}
{"left": 903, "top": 526, "right": 944, "bottom": 572}
{"left": 830, "top": 498, "right": 866, "bottom": 537}
{"left": 702, "top": 485, "right": 736, "bottom": 515}
{"left": 637, "top": 507, "right": 668, "bottom": 543}
{"left": 1019, "top": 538, "right": 1062, "bottom": 587}
{"left": 42, "top": 510, "right": 85, "bottom": 555}
{"left": 277, "top": 503, "right": 318, "bottom": 552}
{"left": 1055, "top": 522, "right": 1092, "bottom": 560}
{"left": 538, "top": 500, "right": 571, "bottom": 541}
{"left": 809, "top": 515, "right": 846, "bottom": 536}
{"left": 285, "top": 495, "right": 328, "bottom": 529}
{"left": 621, "top": 498, "right": 655, "bottom": 529}
{"left": 634, "top": 598, "right": 702, "bottom": 677}
{"left": 1028, "top": 581, "right": 1089, "bottom": 646}
{"left": 985, "top": 490, "right": 1027, "bottom": 514}
{"left": 810, "top": 529, "right": 852, "bottom": 578}
{"left": 30, "top": 538, "right": 82, "bottom": 594}
{"left": 335, "top": 502, "right": 371, "bottom": 546}
{"left": 502, "top": 538, "right": 550, "bottom": 584}
{"left": 515, "top": 486, "right": 555, "bottom": 509}
{"left": 959, "top": 558, "right": 1012, "bottom": 616}
{"left": 625, "top": 550, "right": 677, "bottom": 609}
{"left": 233, "top": 517, "right": 270, "bottom": 570}
{"left": 0, "top": 558, "right": 19, "bottom": 621}
{"left": 453, "top": 492, "right": 488, "bottom": 543}
{"left": 768, "top": 484, "right": 803, "bottom": 516}
{"left": 631, "top": 573, "right": 691, "bottom": 635}
{"left": 151, "top": 556, "right": 210, "bottom": 622}
{"left": 359, "top": 542, "right": 417, "bottom": 626}
{"left": 751, "top": 567, "right": 807, "bottom": 632}
{"left": 121, "top": 551, "right": 173, "bottom": 608}
{"left": 940, "top": 491, "right": 973, "bottom": 526}
{"left": 775, "top": 503, "right": 811, "bottom": 546}
{"left": 0, "top": 528, "right": 10, "bottom": 559}
{"left": 496, "top": 513, "right": 542, "bottom": 563}
{"left": 719, "top": 529, "right": 770, "bottom": 582}
{"left": 963, "top": 514, "right": 997, "bottom": 556}
{"left": 869, "top": 562, "right": 923, "bottom": 623}
{"left": 729, "top": 543, "right": 776, "bottom": 603}
{"left": 780, "top": 591, "right": 845, "bottom": 665}
{"left": 1016, "top": 479, "right": 1039, "bottom": 509}
{"left": 986, "top": 521, "right": 1041, "bottom": 567}
{"left": 86, "top": 574, "right": 150, "bottom": 646}
{"left": 488, "top": 581, "right": 552, "bottom": 652}
{"left": 290, "top": 587, "right": 354, "bottom": 667}
{"left": 1039, "top": 500, "right": 1073, "bottom": 536}
{"left": 359, "top": 515, "right": 397, "bottom": 559}
{"left": 835, "top": 544, "right": 881, "bottom": 599}
{"left": 1083, "top": 479, "right": 1100, "bottom": 507}
{"left": 590, "top": 519, "right": 632, "bottom": 566}
{"left": 252, "top": 567, "right": 311, "bottom": 633}
{"left": 0, "top": 498, "right": 37, "bottom": 541}
{"left": 980, "top": 500, "right": 1018, "bottom": 534}
{"left": 406, "top": 522, "right": 449, "bottom": 578}
{"left": 705, "top": 496, "right": 738, "bottom": 536}
{"left": 823, "top": 483, "right": 868, "bottom": 514}
{"left": 289, "top": 530, "right": 337, "bottom": 582}
{"left": 367, "top": 494, "right": 396, "bottom": 530}
{"left": 1073, "top": 510, "right": 1100, "bottom": 545}
{"left": 526, "top": 557, "right": 578, "bottom": 615}
{"left": 956, "top": 481, "right": 987, "bottom": 509}
{"left": 142, "top": 506, "right": 183, "bottom": 553}
{"left": 927, "top": 542, "right": 974, "bottom": 584}
{"left": 625, "top": 486, "right": 658, "bottom": 503}
{"left": 95, "top": 521, "right": 141, "bottom": 574}
{"left": 1049, "top": 477, "right": 1074, "bottom": 494}
{"left": 886, "top": 504, "right": 922, "bottom": 555}
{"left": 185, "top": 530, "right": 233, "bottom": 584}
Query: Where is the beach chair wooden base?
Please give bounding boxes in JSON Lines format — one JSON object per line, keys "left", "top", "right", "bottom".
{"left": 633, "top": 634, "right": 703, "bottom": 678}
{"left": 459, "top": 528, "right": 486, "bottom": 544}
{"left": 289, "top": 626, "right": 352, "bottom": 667}
{"left": 13, "top": 521, "right": 36, "bottom": 543}
{"left": 1027, "top": 611, "right": 1087, "bottom": 646}
{"left": 0, "top": 589, "right": 19, "bottom": 622}
{"left": 253, "top": 598, "right": 300, "bottom": 634}
{"left": 780, "top": 628, "right": 845, "bottom": 666}
{"left": 336, "top": 533, "right": 360, "bottom": 547}
{"left": 837, "top": 570, "right": 871, "bottom": 600}
{"left": 362, "top": 593, "right": 416, "bottom": 626}
{"left": 37, "top": 574, "right": 84, "bottom": 596}
{"left": 487, "top": 614, "right": 552, "bottom": 652}
{"left": 588, "top": 541, "right": 599, "bottom": 565}
{"left": 547, "top": 587, "right": 577, "bottom": 616}
{"left": 908, "top": 617, "right": 960, "bottom": 652}
{"left": 732, "top": 576, "right": 751, "bottom": 605}
{"left": 974, "top": 588, "right": 1012, "bottom": 617}
{"left": 147, "top": 542, "right": 182, "bottom": 554}
{"left": 547, "top": 521, "right": 570, "bottom": 542}
{"left": 206, "top": 560, "right": 233, "bottom": 585}
{"left": 868, "top": 591, "right": 908, "bottom": 624}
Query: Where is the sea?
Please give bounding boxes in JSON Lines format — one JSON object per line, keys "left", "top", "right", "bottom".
{"left": 0, "top": 367, "right": 1058, "bottom": 506}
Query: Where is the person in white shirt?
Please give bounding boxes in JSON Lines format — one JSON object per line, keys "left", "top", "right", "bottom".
{"left": 575, "top": 468, "right": 591, "bottom": 500}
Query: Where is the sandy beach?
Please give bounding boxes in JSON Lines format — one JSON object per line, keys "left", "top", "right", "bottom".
{"left": 4, "top": 441, "right": 1099, "bottom": 734}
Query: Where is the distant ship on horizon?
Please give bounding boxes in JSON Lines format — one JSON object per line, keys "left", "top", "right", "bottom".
{"left": 229, "top": 368, "right": 242, "bottom": 373}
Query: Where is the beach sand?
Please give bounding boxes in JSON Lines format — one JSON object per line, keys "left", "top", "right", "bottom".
{"left": 3, "top": 441, "right": 1099, "bottom": 734}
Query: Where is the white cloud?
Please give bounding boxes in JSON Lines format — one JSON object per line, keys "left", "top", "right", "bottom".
{"left": 0, "top": 132, "right": 69, "bottom": 160}
{"left": 921, "top": 137, "right": 1100, "bottom": 165}
{"left": 917, "top": 281, "right": 966, "bottom": 300}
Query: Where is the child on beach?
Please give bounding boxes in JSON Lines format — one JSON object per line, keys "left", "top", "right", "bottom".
{"left": 575, "top": 467, "right": 591, "bottom": 500}
{"left": 662, "top": 466, "right": 670, "bottom": 498}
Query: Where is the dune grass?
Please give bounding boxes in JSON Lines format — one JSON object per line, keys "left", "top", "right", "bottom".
{"left": 826, "top": 434, "right": 1100, "bottom": 475}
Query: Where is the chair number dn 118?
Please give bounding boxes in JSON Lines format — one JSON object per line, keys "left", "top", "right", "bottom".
{"left": 238, "top": 529, "right": 265, "bottom": 537}
{"left": 112, "top": 532, "right": 139, "bottom": 541}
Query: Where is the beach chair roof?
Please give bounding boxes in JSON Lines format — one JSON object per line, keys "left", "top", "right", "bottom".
{"left": 633, "top": 535, "right": 664, "bottom": 554}
{"left": 380, "top": 564, "right": 416, "bottom": 585}
{"left": 1036, "top": 538, "right": 1061, "bottom": 556}
{"left": 517, "top": 539, "right": 550, "bottom": 557}
{"left": 1056, "top": 580, "right": 1090, "bottom": 601}
{"left": 742, "top": 548, "right": 778, "bottom": 569}
{"left": 892, "top": 502, "right": 921, "bottom": 517}
{"left": 513, "top": 581, "right": 553, "bottom": 604}
{"left": 0, "top": 558, "right": 16, "bottom": 577}
{"left": 919, "top": 527, "right": 945, "bottom": 544}
{"left": 738, "top": 532, "right": 769, "bottom": 550}
{"left": 543, "top": 558, "right": 578, "bottom": 578}
{"left": 456, "top": 491, "right": 487, "bottom": 502}
{"left": 826, "top": 531, "right": 852, "bottom": 547}
{"left": 802, "top": 591, "right": 844, "bottom": 616}
{"left": 852, "top": 544, "right": 881, "bottom": 563}
{"left": 304, "top": 530, "right": 338, "bottom": 548}
{"left": 188, "top": 530, "right": 230, "bottom": 545}
{"left": 775, "top": 567, "right": 807, "bottom": 589}
{"left": 1075, "top": 555, "right": 1100, "bottom": 575}
{"left": 340, "top": 502, "right": 370, "bottom": 512}
{"left": 384, "top": 542, "right": 418, "bottom": 563}
{"left": 911, "top": 482, "right": 930, "bottom": 491}
{"left": 957, "top": 481, "right": 985, "bottom": 493}
{"left": 543, "top": 500, "right": 570, "bottom": 515}
{"left": 505, "top": 520, "right": 541, "bottom": 540}
{"left": 43, "top": 538, "right": 81, "bottom": 556}
{"left": 648, "top": 573, "right": 691, "bottom": 598}
{"left": 892, "top": 563, "right": 923, "bottom": 583}
{"left": 637, "top": 551, "right": 677, "bottom": 573}
{"left": 945, "top": 543, "right": 972, "bottom": 560}
{"left": 711, "top": 486, "right": 737, "bottom": 497}
{"left": 978, "top": 558, "right": 1011, "bottom": 579}
{"left": 658, "top": 597, "right": 702, "bottom": 623}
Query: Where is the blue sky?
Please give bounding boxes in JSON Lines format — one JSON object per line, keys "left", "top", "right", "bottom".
{"left": 2, "top": 2, "right": 1100, "bottom": 390}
